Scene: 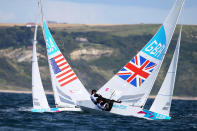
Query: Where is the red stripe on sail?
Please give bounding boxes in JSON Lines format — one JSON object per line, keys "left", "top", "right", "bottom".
{"left": 56, "top": 69, "right": 72, "bottom": 79}
{"left": 60, "top": 76, "right": 77, "bottom": 87}
{"left": 125, "top": 61, "right": 150, "bottom": 83}
{"left": 135, "top": 56, "right": 138, "bottom": 65}
{"left": 117, "top": 72, "right": 132, "bottom": 75}
{"left": 145, "top": 64, "right": 157, "bottom": 70}
{"left": 58, "top": 62, "right": 67, "bottom": 68}
{"left": 56, "top": 58, "right": 64, "bottom": 63}
{"left": 61, "top": 65, "right": 70, "bottom": 71}
{"left": 54, "top": 54, "right": 62, "bottom": 59}
{"left": 139, "top": 78, "right": 141, "bottom": 86}
{"left": 58, "top": 73, "right": 75, "bottom": 83}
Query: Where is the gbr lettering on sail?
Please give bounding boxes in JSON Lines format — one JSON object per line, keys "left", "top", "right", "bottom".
{"left": 142, "top": 26, "right": 166, "bottom": 60}
{"left": 145, "top": 40, "right": 165, "bottom": 58}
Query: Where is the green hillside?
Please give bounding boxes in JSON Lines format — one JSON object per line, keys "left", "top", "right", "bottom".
{"left": 0, "top": 24, "right": 196, "bottom": 96}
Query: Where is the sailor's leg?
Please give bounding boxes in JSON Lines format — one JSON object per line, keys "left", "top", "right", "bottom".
{"left": 108, "top": 101, "right": 113, "bottom": 111}
{"left": 104, "top": 101, "right": 114, "bottom": 111}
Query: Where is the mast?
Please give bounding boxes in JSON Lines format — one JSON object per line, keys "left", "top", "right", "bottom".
{"left": 37, "top": 0, "right": 61, "bottom": 106}
{"left": 38, "top": 0, "right": 45, "bottom": 37}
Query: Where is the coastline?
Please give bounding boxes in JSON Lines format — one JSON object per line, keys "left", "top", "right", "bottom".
{"left": 0, "top": 90, "right": 196, "bottom": 100}
{"left": 0, "top": 90, "right": 53, "bottom": 95}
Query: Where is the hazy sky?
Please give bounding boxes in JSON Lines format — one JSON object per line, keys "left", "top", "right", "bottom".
{"left": 0, "top": 0, "right": 196, "bottom": 24}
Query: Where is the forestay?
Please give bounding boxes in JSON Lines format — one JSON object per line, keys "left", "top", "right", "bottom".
{"left": 97, "top": 0, "right": 185, "bottom": 108}
{"left": 32, "top": 25, "right": 50, "bottom": 110}
{"left": 150, "top": 26, "right": 182, "bottom": 116}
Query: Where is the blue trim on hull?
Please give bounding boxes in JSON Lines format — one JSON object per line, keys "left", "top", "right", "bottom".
{"left": 32, "top": 108, "right": 60, "bottom": 112}
{"left": 140, "top": 109, "right": 171, "bottom": 120}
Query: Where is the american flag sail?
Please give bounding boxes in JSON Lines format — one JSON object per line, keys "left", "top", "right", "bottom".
{"left": 117, "top": 54, "right": 157, "bottom": 87}
{"left": 50, "top": 53, "right": 77, "bottom": 87}
{"left": 42, "top": 21, "right": 90, "bottom": 106}
{"left": 43, "top": 21, "right": 78, "bottom": 87}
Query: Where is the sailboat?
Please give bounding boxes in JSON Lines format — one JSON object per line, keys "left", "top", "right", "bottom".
{"left": 31, "top": 25, "right": 59, "bottom": 112}
{"left": 37, "top": 0, "right": 91, "bottom": 111}
{"left": 78, "top": 0, "right": 185, "bottom": 120}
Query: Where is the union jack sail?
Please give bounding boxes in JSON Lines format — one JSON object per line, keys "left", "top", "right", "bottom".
{"left": 117, "top": 54, "right": 157, "bottom": 87}
{"left": 50, "top": 53, "right": 77, "bottom": 87}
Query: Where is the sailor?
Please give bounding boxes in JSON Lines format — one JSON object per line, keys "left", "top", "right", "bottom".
{"left": 90, "top": 89, "right": 102, "bottom": 104}
{"left": 90, "top": 89, "right": 122, "bottom": 111}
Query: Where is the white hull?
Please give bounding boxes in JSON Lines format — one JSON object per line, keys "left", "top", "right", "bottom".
{"left": 78, "top": 100, "right": 171, "bottom": 120}
{"left": 58, "top": 107, "right": 82, "bottom": 112}
{"left": 78, "top": 100, "right": 143, "bottom": 116}
{"left": 32, "top": 107, "right": 81, "bottom": 112}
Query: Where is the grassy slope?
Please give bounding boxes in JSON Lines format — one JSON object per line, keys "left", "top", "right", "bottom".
{"left": 0, "top": 24, "right": 196, "bottom": 96}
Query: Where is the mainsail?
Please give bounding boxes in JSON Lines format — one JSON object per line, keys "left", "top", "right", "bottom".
{"left": 150, "top": 26, "right": 182, "bottom": 116}
{"left": 97, "top": 0, "right": 185, "bottom": 108}
{"left": 32, "top": 25, "right": 50, "bottom": 110}
{"left": 38, "top": 0, "right": 90, "bottom": 107}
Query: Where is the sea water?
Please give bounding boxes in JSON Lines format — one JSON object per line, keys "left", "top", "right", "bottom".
{"left": 0, "top": 93, "right": 196, "bottom": 131}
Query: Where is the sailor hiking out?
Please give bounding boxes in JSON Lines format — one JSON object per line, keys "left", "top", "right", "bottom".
{"left": 90, "top": 89, "right": 121, "bottom": 111}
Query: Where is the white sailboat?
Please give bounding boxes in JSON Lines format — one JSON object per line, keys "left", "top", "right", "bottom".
{"left": 78, "top": 0, "right": 185, "bottom": 120}
{"left": 38, "top": 0, "right": 91, "bottom": 111}
{"left": 31, "top": 25, "right": 59, "bottom": 112}
{"left": 149, "top": 26, "right": 182, "bottom": 117}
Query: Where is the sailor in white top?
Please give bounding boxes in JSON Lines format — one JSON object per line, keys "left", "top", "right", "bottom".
{"left": 90, "top": 89, "right": 101, "bottom": 104}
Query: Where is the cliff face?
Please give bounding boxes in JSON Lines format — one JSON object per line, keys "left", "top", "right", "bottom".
{"left": 70, "top": 48, "right": 114, "bottom": 61}
{"left": 0, "top": 47, "right": 46, "bottom": 63}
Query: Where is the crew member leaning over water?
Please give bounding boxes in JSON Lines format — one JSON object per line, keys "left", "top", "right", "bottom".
{"left": 90, "top": 89, "right": 121, "bottom": 111}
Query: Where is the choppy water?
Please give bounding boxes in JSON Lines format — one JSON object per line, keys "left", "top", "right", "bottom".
{"left": 0, "top": 93, "right": 196, "bottom": 131}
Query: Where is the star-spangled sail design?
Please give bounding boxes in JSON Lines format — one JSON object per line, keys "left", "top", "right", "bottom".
{"left": 38, "top": 0, "right": 92, "bottom": 107}
{"left": 41, "top": 20, "right": 90, "bottom": 107}
{"left": 117, "top": 54, "right": 157, "bottom": 87}
{"left": 50, "top": 53, "right": 77, "bottom": 87}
